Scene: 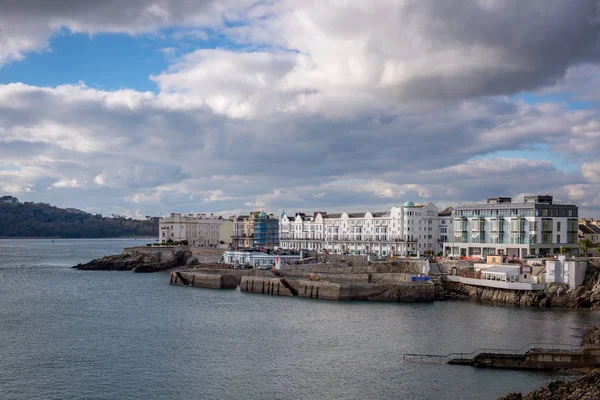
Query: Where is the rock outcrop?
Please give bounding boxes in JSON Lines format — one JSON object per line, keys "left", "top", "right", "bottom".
{"left": 499, "top": 325, "right": 600, "bottom": 399}
{"left": 73, "top": 250, "right": 194, "bottom": 272}
{"left": 498, "top": 369, "right": 600, "bottom": 400}
{"left": 582, "top": 326, "right": 600, "bottom": 348}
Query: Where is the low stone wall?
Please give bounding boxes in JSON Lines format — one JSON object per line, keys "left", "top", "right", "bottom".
{"left": 315, "top": 254, "right": 370, "bottom": 266}
{"left": 124, "top": 245, "right": 189, "bottom": 255}
{"left": 438, "top": 259, "right": 476, "bottom": 274}
{"left": 280, "top": 271, "right": 371, "bottom": 284}
{"left": 124, "top": 246, "right": 225, "bottom": 264}
{"left": 190, "top": 248, "right": 226, "bottom": 264}
{"left": 370, "top": 273, "right": 415, "bottom": 284}
{"left": 170, "top": 271, "right": 237, "bottom": 289}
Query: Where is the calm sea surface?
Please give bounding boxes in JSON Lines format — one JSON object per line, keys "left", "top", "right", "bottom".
{"left": 1, "top": 239, "right": 599, "bottom": 400}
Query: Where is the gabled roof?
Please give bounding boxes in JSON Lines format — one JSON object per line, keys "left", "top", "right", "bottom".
{"left": 580, "top": 224, "right": 595, "bottom": 234}
{"left": 348, "top": 212, "right": 366, "bottom": 218}
{"left": 438, "top": 207, "right": 454, "bottom": 217}
{"left": 328, "top": 213, "right": 342, "bottom": 218}
{"left": 372, "top": 211, "right": 390, "bottom": 217}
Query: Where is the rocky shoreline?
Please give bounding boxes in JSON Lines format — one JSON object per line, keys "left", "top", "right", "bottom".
{"left": 443, "top": 261, "right": 600, "bottom": 308}
{"left": 72, "top": 249, "right": 195, "bottom": 273}
{"left": 498, "top": 325, "right": 600, "bottom": 400}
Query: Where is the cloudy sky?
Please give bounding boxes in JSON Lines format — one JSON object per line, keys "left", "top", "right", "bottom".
{"left": 1, "top": 0, "right": 600, "bottom": 218}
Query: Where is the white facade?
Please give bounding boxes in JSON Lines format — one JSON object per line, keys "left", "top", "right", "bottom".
{"left": 159, "top": 213, "right": 227, "bottom": 247}
{"left": 222, "top": 250, "right": 301, "bottom": 268}
{"left": 279, "top": 201, "right": 454, "bottom": 256}
{"left": 546, "top": 255, "right": 587, "bottom": 288}
{"left": 279, "top": 212, "right": 325, "bottom": 252}
{"left": 444, "top": 195, "right": 579, "bottom": 258}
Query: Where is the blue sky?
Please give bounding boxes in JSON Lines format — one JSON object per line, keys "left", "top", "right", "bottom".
{"left": 1, "top": 0, "right": 600, "bottom": 218}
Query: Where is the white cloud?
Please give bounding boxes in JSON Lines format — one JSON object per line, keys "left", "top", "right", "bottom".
{"left": 1, "top": 1, "right": 600, "bottom": 217}
{"left": 49, "top": 179, "right": 80, "bottom": 189}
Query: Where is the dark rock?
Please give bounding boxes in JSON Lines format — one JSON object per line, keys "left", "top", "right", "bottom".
{"left": 73, "top": 250, "right": 193, "bottom": 272}
{"left": 582, "top": 326, "right": 600, "bottom": 348}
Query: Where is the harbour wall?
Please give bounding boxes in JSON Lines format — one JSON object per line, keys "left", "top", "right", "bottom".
{"left": 239, "top": 276, "right": 443, "bottom": 302}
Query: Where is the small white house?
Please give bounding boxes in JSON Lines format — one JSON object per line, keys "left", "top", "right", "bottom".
{"left": 480, "top": 265, "right": 521, "bottom": 282}
{"left": 546, "top": 255, "right": 587, "bottom": 288}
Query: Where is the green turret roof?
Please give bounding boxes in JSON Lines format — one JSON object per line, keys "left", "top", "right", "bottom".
{"left": 403, "top": 200, "right": 415, "bottom": 207}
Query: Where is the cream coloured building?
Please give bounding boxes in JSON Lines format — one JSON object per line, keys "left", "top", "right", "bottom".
{"left": 159, "top": 213, "right": 229, "bottom": 247}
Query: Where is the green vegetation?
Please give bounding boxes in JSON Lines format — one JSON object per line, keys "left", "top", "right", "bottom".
{"left": 560, "top": 246, "right": 570, "bottom": 255}
{"left": 579, "top": 238, "right": 593, "bottom": 257}
{"left": 0, "top": 196, "right": 158, "bottom": 238}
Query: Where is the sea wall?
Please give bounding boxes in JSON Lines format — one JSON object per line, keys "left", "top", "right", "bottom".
{"left": 241, "top": 276, "right": 442, "bottom": 302}
{"left": 170, "top": 271, "right": 237, "bottom": 289}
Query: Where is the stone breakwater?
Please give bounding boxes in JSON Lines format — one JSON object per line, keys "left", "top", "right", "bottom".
{"left": 172, "top": 260, "right": 443, "bottom": 303}
{"left": 442, "top": 260, "right": 600, "bottom": 308}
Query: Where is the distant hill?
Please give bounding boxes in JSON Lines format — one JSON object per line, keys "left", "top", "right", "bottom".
{"left": 0, "top": 196, "right": 158, "bottom": 238}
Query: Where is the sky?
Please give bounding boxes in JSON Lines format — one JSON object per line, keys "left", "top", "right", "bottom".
{"left": 1, "top": 0, "right": 600, "bottom": 219}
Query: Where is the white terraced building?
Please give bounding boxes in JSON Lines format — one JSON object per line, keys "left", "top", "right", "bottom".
{"left": 443, "top": 195, "right": 579, "bottom": 258}
{"left": 279, "top": 201, "right": 454, "bottom": 256}
{"left": 159, "top": 213, "right": 228, "bottom": 247}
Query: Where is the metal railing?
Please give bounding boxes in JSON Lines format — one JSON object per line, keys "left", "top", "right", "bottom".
{"left": 403, "top": 342, "right": 580, "bottom": 364}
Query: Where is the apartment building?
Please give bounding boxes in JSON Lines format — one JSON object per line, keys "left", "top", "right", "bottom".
{"left": 444, "top": 195, "right": 579, "bottom": 258}
{"left": 279, "top": 201, "right": 454, "bottom": 256}
{"left": 159, "top": 213, "right": 228, "bottom": 247}
{"left": 232, "top": 211, "right": 279, "bottom": 249}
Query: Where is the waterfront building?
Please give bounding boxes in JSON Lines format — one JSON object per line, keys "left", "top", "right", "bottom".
{"left": 222, "top": 249, "right": 301, "bottom": 268}
{"left": 159, "top": 213, "right": 228, "bottom": 247}
{"left": 279, "top": 211, "right": 326, "bottom": 252}
{"left": 444, "top": 195, "right": 579, "bottom": 258}
{"left": 279, "top": 201, "right": 454, "bottom": 256}
{"left": 232, "top": 211, "right": 279, "bottom": 249}
{"left": 545, "top": 255, "right": 587, "bottom": 288}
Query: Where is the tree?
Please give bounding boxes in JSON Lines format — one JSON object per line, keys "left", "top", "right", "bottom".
{"left": 559, "top": 246, "right": 570, "bottom": 255}
{"left": 0, "top": 196, "right": 19, "bottom": 203}
{"left": 579, "top": 238, "right": 593, "bottom": 257}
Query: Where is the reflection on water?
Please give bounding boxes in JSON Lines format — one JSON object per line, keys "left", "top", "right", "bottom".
{"left": 0, "top": 239, "right": 598, "bottom": 400}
